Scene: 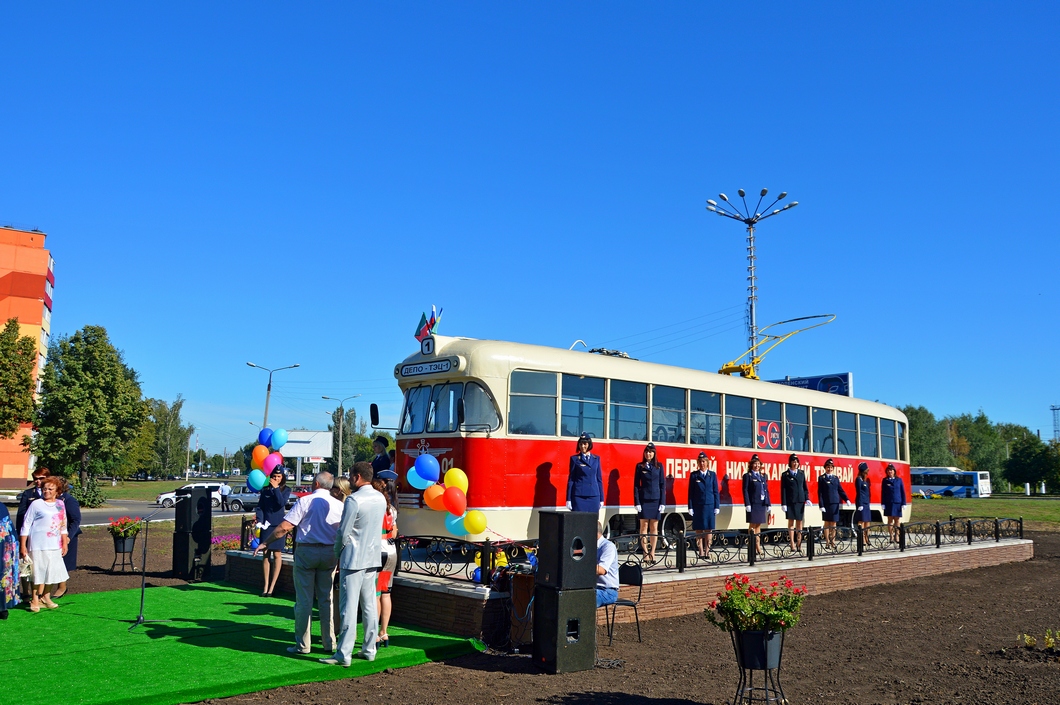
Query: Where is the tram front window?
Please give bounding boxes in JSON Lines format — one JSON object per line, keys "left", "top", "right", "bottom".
{"left": 401, "top": 386, "right": 431, "bottom": 434}
{"left": 427, "top": 382, "right": 464, "bottom": 433}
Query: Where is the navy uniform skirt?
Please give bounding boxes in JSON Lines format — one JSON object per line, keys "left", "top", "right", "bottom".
{"left": 691, "top": 508, "right": 715, "bottom": 531}
{"left": 746, "top": 506, "right": 769, "bottom": 525}
{"left": 571, "top": 496, "right": 601, "bottom": 513}
{"left": 784, "top": 504, "right": 805, "bottom": 521}
{"left": 638, "top": 503, "right": 662, "bottom": 521}
{"left": 883, "top": 502, "right": 903, "bottom": 518}
{"left": 854, "top": 505, "right": 872, "bottom": 523}
{"left": 820, "top": 503, "right": 841, "bottom": 523}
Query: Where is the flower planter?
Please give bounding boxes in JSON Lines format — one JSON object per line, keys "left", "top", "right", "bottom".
{"left": 113, "top": 536, "right": 137, "bottom": 554}
{"left": 732, "top": 629, "right": 784, "bottom": 670}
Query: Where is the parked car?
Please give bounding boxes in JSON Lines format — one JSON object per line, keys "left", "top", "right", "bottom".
{"left": 156, "top": 482, "right": 222, "bottom": 508}
{"left": 287, "top": 485, "right": 313, "bottom": 509}
{"left": 227, "top": 486, "right": 260, "bottom": 512}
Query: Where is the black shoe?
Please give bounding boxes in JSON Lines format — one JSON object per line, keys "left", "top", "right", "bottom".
{"left": 0, "top": 610, "right": 7, "bottom": 620}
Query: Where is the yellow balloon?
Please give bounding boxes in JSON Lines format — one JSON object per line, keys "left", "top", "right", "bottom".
{"left": 444, "top": 467, "right": 469, "bottom": 493}
{"left": 463, "top": 509, "right": 487, "bottom": 535}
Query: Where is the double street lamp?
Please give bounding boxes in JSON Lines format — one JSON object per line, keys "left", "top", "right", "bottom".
{"left": 706, "top": 188, "right": 798, "bottom": 375}
{"left": 323, "top": 394, "right": 361, "bottom": 477}
{"left": 246, "top": 362, "right": 300, "bottom": 428}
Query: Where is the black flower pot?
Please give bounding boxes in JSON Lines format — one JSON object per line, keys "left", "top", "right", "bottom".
{"left": 732, "top": 629, "right": 784, "bottom": 670}
{"left": 113, "top": 536, "right": 137, "bottom": 554}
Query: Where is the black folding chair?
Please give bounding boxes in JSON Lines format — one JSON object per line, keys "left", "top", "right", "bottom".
{"left": 606, "top": 563, "right": 643, "bottom": 645}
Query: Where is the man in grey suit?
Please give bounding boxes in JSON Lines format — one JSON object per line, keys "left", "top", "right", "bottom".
{"left": 321, "top": 460, "right": 387, "bottom": 666}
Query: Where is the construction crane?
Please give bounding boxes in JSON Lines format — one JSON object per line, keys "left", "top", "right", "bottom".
{"left": 718, "top": 314, "right": 836, "bottom": 380}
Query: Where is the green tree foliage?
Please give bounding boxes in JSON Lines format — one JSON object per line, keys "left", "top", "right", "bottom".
{"left": 947, "top": 411, "right": 1007, "bottom": 481}
{"left": 31, "top": 326, "right": 148, "bottom": 486}
{"left": 149, "top": 396, "right": 194, "bottom": 478}
{"left": 323, "top": 409, "right": 393, "bottom": 475}
{"left": 112, "top": 418, "right": 157, "bottom": 479}
{"left": 901, "top": 405, "right": 956, "bottom": 467}
{"left": 0, "top": 318, "right": 37, "bottom": 439}
{"left": 1004, "top": 435, "right": 1060, "bottom": 489}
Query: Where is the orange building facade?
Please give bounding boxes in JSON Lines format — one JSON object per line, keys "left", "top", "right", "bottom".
{"left": 0, "top": 226, "right": 53, "bottom": 489}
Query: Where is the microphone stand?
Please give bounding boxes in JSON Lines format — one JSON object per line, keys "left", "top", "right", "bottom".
{"left": 127, "top": 500, "right": 181, "bottom": 631}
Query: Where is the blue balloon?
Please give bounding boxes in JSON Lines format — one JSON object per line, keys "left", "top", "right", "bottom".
{"left": 270, "top": 428, "right": 288, "bottom": 450}
{"left": 406, "top": 467, "right": 434, "bottom": 490}
{"left": 414, "top": 453, "right": 441, "bottom": 483}
{"left": 247, "top": 469, "right": 267, "bottom": 492}
{"left": 472, "top": 567, "right": 481, "bottom": 582}
{"left": 249, "top": 538, "right": 260, "bottom": 550}
{"left": 258, "top": 428, "right": 273, "bottom": 448}
{"left": 445, "top": 512, "right": 467, "bottom": 536}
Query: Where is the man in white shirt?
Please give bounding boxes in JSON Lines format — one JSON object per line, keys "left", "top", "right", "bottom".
{"left": 596, "top": 522, "right": 619, "bottom": 608}
{"left": 219, "top": 482, "right": 232, "bottom": 512}
{"left": 255, "top": 472, "right": 344, "bottom": 655}
{"left": 322, "top": 461, "right": 387, "bottom": 666}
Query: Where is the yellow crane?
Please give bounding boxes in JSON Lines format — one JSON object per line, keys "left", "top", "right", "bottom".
{"left": 718, "top": 314, "right": 836, "bottom": 380}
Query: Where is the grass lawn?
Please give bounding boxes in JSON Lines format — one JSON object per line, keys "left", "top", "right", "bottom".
{"left": 910, "top": 496, "right": 1060, "bottom": 530}
{"left": 102, "top": 479, "right": 245, "bottom": 501}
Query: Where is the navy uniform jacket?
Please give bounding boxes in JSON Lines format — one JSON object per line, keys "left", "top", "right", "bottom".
{"left": 817, "top": 474, "right": 849, "bottom": 506}
{"left": 567, "top": 453, "right": 603, "bottom": 502}
{"left": 371, "top": 453, "right": 390, "bottom": 477}
{"left": 881, "top": 477, "right": 906, "bottom": 506}
{"left": 688, "top": 469, "right": 720, "bottom": 512}
{"left": 16, "top": 486, "right": 42, "bottom": 533}
{"left": 633, "top": 461, "right": 665, "bottom": 506}
{"left": 742, "top": 472, "right": 770, "bottom": 508}
{"left": 855, "top": 477, "right": 871, "bottom": 507}
{"left": 780, "top": 470, "right": 809, "bottom": 506}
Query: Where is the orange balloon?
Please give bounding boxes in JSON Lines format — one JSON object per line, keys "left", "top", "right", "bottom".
{"left": 423, "top": 484, "right": 447, "bottom": 511}
{"left": 251, "top": 444, "right": 269, "bottom": 470}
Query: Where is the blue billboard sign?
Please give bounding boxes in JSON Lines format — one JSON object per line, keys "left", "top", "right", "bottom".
{"left": 767, "top": 372, "right": 853, "bottom": 397}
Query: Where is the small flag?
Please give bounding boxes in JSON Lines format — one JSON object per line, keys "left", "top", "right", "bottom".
{"left": 414, "top": 313, "right": 429, "bottom": 342}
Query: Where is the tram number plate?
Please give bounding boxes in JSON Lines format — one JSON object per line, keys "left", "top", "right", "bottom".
{"left": 401, "top": 360, "right": 451, "bottom": 377}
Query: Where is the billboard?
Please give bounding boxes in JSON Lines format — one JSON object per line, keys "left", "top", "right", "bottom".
{"left": 276, "top": 431, "right": 333, "bottom": 459}
{"left": 767, "top": 373, "right": 853, "bottom": 397}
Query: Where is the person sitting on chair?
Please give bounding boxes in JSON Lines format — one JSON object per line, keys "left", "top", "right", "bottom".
{"left": 596, "top": 522, "right": 618, "bottom": 608}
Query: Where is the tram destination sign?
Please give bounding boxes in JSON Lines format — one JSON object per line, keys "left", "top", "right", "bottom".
{"left": 767, "top": 372, "right": 853, "bottom": 397}
{"left": 401, "top": 359, "right": 452, "bottom": 377}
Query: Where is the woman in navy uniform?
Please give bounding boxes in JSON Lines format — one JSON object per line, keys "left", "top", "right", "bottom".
{"left": 742, "top": 454, "right": 771, "bottom": 554}
{"left": 816, "top": 459, "right": 850, "bottom": 549}
{"left": 687, "top": 451, "right": 720, "bottom": 559}
{"left": 854, "top": 463, "right": 872, "bottom": 545}
{"left": 633, "top": 442, "right": 666, "bottom": 563}
{"left": 566, "top": 433, "right": 603, "bottom": 514}
{"left": 257, "top": 467, "right": 291, "bottom": 597}
{"left": 881, "top": 463, "right": 906, "bottom": 543}
{"left": 779, "top": 454, "right": 809, "bottom": 553}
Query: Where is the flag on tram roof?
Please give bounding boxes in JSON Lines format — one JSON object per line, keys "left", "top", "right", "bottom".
{"left": 414, "top": 313, "right": 429, "bottom": 342}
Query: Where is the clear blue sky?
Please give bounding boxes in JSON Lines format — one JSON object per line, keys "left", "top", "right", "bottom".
{"left": 3, "top": 3, "right": 1059, "bottom": 454}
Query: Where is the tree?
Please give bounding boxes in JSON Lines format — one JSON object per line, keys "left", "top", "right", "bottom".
{"left": 112, "top": 418, "right": 157, "bottom": 480}
{"left": 325, "top": 406, "right": 359, "bottom": 476}
{"left": 149, "top": 396, "right": 194, "bottom": 478}
{"left": 1003, "top": 434, "right": 1059, "bottom": 490}
{"left": 901, "top": 405, "right": 955, "bottom": 467}
{"left": 947, "top": 411, "right": 1006, "bottom": 481}
{"left": 30, "top": 326, "right": 148, "bottom": 486}
{"left": 0, "top": 318, "right": 37, "bottom": 439}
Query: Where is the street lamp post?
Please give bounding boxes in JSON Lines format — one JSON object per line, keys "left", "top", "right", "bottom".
{"left": 706, "top": 188, "right": 798, "bottom": 375}
{"left": 246, "top": 362, "right": 300, "bottom": 428}
{"left": 322, "top": 394, "right": 361, "bottom": 477}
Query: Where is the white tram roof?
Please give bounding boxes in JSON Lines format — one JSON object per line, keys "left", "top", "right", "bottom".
{"left": 398, "top": 335, "right": 906, "bottom": 422}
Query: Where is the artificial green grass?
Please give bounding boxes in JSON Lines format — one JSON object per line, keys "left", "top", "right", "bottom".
{"left": 1, "top": 582, "right": 480, "bottom": 705}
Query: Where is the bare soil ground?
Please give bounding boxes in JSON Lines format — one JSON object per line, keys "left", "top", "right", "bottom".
{"left": 64, "top": 527, "right": 1060, "bottom": 705}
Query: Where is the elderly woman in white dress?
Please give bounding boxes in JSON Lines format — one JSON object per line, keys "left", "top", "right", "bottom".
{"left": 18, "top": 476, "right": 69, "bottom": 612}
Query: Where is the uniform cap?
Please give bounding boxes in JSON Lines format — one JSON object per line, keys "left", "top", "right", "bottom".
{"left": 577, "top": 432, "right": 594, "bottom": 450}
{"left": 858, "top": 462, "right": 869, "bottom": 472}
{"left": 824, "top": 458, "right": 835, "bottom": 467}
{"left": 697, "top": 451, "right": 708, "bottom": 460}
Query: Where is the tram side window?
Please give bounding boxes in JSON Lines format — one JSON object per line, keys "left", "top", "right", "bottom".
{"left": 724, "top": 395, "right": 754, "bottom": 448}
{"left": 785, "top": 404, "right": 811, "bottom": 452}
{"left": 509, "top": 371, "right": 557, "bottom": 436}
{"left": 610, "top": 380, "right": 648, "bottom": 441}
{"left": 427, "top": 382, "right": 464, "bottom": 433}
{"left": 879, "top": 418, "right": 898, "bottom": 459}
{"left": 690, "top": 391, "right": 722, "bottom": 446}
{"left": 859, "top": 415, "right": 879, "bottom": 458}
{"left": 463, "top": 382, "right": 501, "bottom": 430}
{"left": 812, "top": 408, "right": 834, "bottom": 453}
{"left": 401, "top": 386, "right": 432, "bottom": 435}
{"left": 898, "top": 421, "right": 908, "bottom": 461}
{"left": 652, "top": 385, "right": 686, "bottom": 443}
{"left": 561, "top": 374, "right": 605, "bottom": 439}
{"left": 756, "top": 400, "right": 782, "bottom": 450}
{"left": 836, "top": 411, "right": 857, "bottom": 455}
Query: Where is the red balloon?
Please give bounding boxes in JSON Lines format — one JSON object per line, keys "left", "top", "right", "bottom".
{"left": 443, "top": 486, "right": 467, "bottom": 516}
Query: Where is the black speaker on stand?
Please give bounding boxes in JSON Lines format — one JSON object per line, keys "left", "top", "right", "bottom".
{"left": 173, "top": 488, "right": 213, "bottom": 581}
{"left": 532, "top": 511, "right": 598, "bottom": 674}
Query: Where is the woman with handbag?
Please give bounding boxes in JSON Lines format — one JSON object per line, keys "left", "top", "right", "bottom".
{"left": 19, "top": 476, "right": 69, "bottom": 612}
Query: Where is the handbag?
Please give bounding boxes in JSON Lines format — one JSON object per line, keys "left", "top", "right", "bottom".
{"left": 19, "top": 554, "right": 32, "bottom": 580}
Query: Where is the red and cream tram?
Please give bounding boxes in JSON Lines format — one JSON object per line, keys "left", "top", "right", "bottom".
{"left": 387, "top": 335, "right": 910, "bottom": 541}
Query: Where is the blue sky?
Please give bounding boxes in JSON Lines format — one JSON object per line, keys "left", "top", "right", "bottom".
{"left": 3, "top": 3, "right": 1059, "bottom": 454}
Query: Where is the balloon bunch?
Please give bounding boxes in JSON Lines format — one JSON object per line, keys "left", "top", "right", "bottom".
{"left": 246, "top": 427, "right": 289, "bottom": 492}
{"left": 407, "top": 454, "right": 487, "bottom": 536}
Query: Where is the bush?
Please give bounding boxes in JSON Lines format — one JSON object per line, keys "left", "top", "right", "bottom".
{"left": 72, "top": 476, "right": 107, "bottom": 508}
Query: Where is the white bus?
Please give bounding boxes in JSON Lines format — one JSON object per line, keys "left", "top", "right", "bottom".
{"left": 910, "top": 467, "right": 992, "bottom": 499}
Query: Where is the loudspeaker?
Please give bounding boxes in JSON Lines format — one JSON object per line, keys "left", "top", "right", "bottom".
{"left": 536, "top": 511, "right": 597, "bottom": 590}
{"left": 174, "top": 488, "right": 212, "bottom": 534}
{"left": 531, "top": 586, "right": 596, "bottom": 673}
{"left": 172, "top": 531, "right": 212, "bottom": 581}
